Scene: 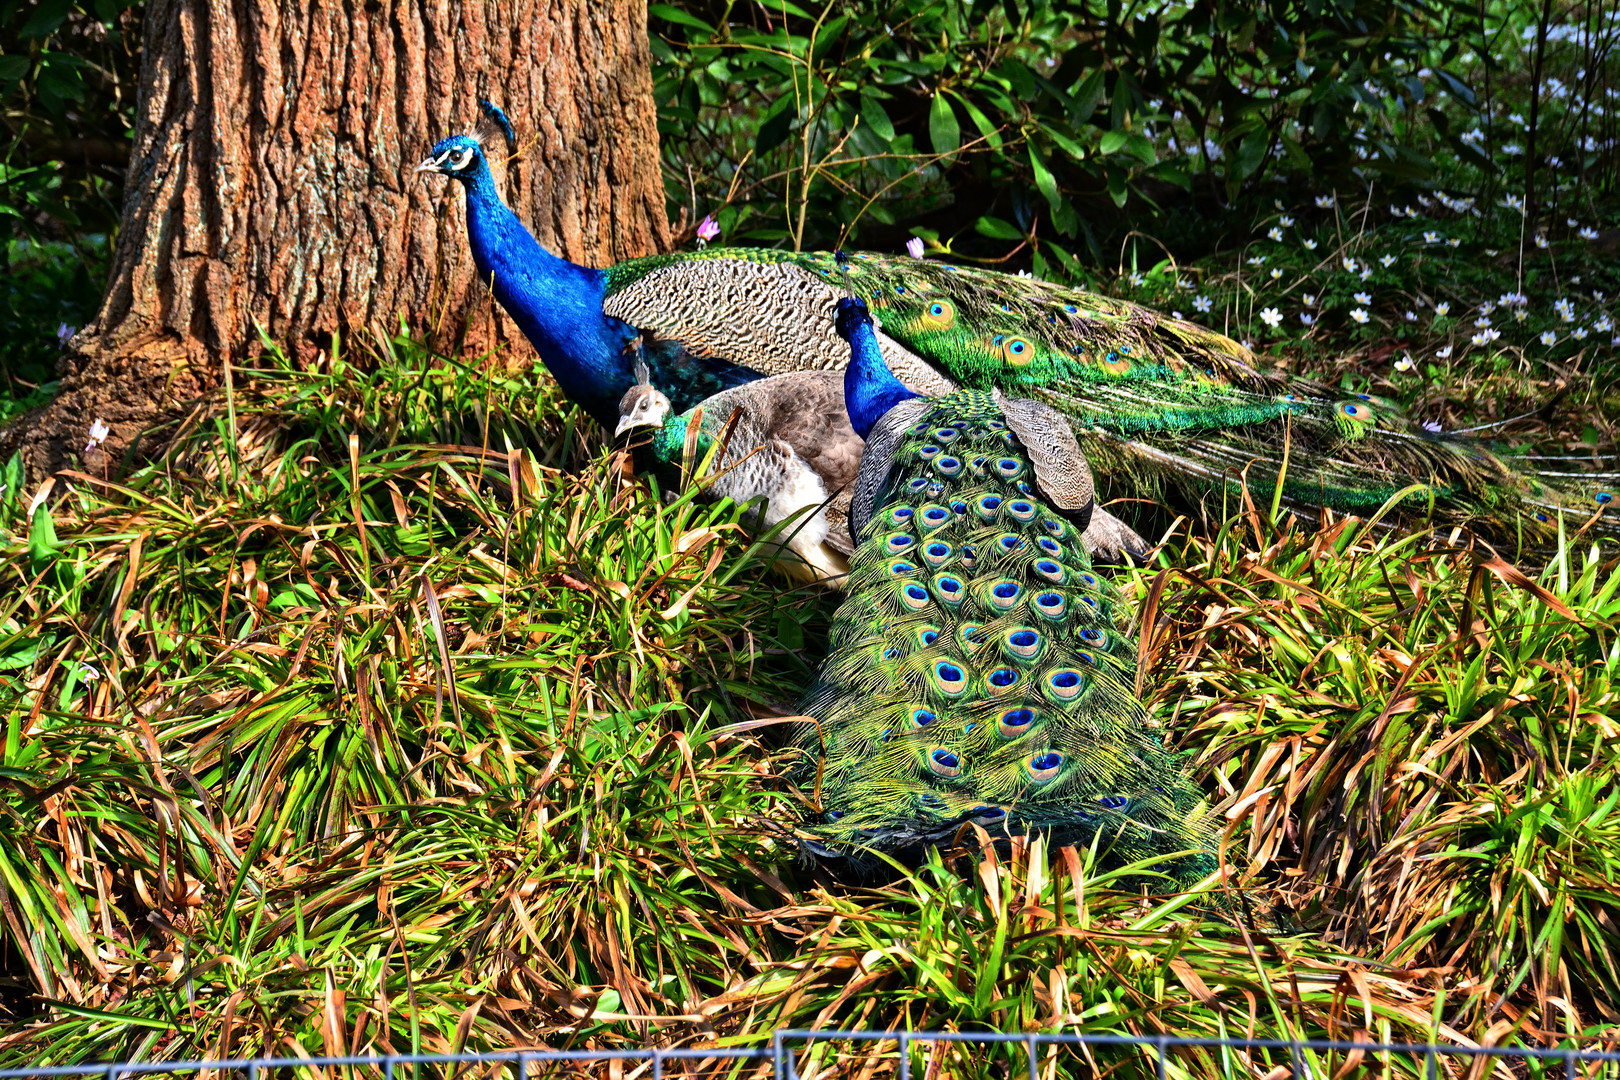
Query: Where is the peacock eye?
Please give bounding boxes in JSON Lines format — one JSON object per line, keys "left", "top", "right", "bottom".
{"left": 452, "top": 148, "right": 474, "bottom": 170}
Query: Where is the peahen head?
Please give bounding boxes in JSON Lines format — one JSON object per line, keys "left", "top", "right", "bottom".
{"left": 615, "top": 383, "right": 673, "bottom": 438}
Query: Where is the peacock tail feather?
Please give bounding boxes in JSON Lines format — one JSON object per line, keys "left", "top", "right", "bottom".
{"left": 604, "top": 248, "right": 1618, "bottom": 548}
{"left": 789, "top": 389, "right": 1216, "bottom": 884}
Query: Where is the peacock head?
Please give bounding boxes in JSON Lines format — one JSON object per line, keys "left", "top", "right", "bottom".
{"left": 416, "top": 135, "right": 487, "bottom": 181}
{"left": 834, "top": 296, "right": 874, "bottom": 341}
{"left": 417, "top": 101, "right": 517, "bottom": 183}
{"left": 615, "top": 383, "right": 672, "bottom": 437}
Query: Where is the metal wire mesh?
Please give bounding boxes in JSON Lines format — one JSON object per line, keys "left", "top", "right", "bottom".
{"left": 4, "top": 1030, "right": 1617, "bottom": 1080}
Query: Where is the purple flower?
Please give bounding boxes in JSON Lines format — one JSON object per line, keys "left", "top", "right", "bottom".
{"left": 85, "top": 418, "right": 110, "bottom": 454}
{"left": 1421, "top": 420, "right": 1443, "bottom": 433}
{"left": 57, "top": 323, "right": 77, "bottom": 348}
{"left": 695, "top": 215, "right": 720, "bottom": 245}
{"left": 906, "top": 236, "right": 926, "bottom": 258}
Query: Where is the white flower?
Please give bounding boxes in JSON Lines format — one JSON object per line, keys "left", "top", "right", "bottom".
{"left": 1129, "top": 272, "right": 1144, "bottom": 286}
{"left": 78, "top": 663, "right": 101, "bottom": 682}
{"left": 1360, "top": 268, "right": 1374, "bottom": 280}
{"left": 1350, "top": 308, "right": 1370, "bottom": 324}
{"left": 1474, "top": 316, "right": 1493, "bottom": 328}
{"left": 1572, "top": 327, "right": 1588, "bottom": 340}
{"left": 1580, "top": 226, "right": 1600, "bottom": 240}
{"left": 1514, "top": 309, "right": 1528, "bottom": 322}
{"left": 1300, "top": 313, "right": 1316, "bottom": 326}
{"left": 1017, "top": 270, "right": 1034, "bottom": 278}
{"left": 85, "top": 418, "right": 110, "bottom": 454}
{"left": 1354, "top": 291, "right": 1372, "bottom": 305}
{"left": 1595, "top": 316, "right": 1614, "bottom": 332}
{"left": 1193, "top": 295, "right": 1213, "bottom": 313}
{"left": 1379, "top": 254, "right": 1396, "bottom": 267}
{"left": 1241, "top": 339, "right": 1255, "bottom": 350}
{"left": 1302, "top": 238, "right": 1319, "bottom": 250}
{"left": 1485, "top": 248, "right": 1499, "bottom": 256}
{"left": 1422, "top": 419, "right": 1443, "bottom": 433}
{"left": 1246, "top": 255, "right": 1268, "bottom": 265}
{"left": 906, "top": 236, "right": 925, "bottom": 258}
{"left": 1541, "top": 331, "right": 1558, "bottom": 345}
{"left": 1279, "top": 215, "right": 1295, "bottom": 227}
{"left": 1394, "top": 354, "right": 1415, "bottom": 372}
{"left": 1270, "top": 268, "right": 1283, "bottom": 280}
{"left": 1177, "top": 277, "right": 1194, "bottom": 290}
{"left": 1447, "top": 238, "right": 1462, "bottom": 247}
{"left": 1316, "top": 195, "right": 1336, "bottom": 208}
{"left": 1535, "top": 234, "right": 1550, "bottom": 249}
{"left": 1471, "top": 328, "right": 1500, "bottom": 345}
{"left": 1436, "top": 345, "right": 1453, "bottom": 358}
{"left": 1554, "top": 298, "right": 1576, "bottom": 322}
{"left": 1172, "top": 310, "right": 1184, "bottom": 320}
{"left": 1303, "top": 293, "right": 1318, "bottom": 307}
{"left": 1260, "top": 307, "right": 1283, "bottom": 327}
{"left": 1434, "top": 302, "right": 1451, "bottom": 317}
{"left": 1342, "top": 257, "right": 1358, "bottom": 273}
{"left": 1596, "top": 292, "right": 1607, "bottom": 303}
{"left": 1424, "top": 231, "right": 1441, "bottom": 243}
{"left": 1267, "top": 227, "right": 1283, "bottom": 241}
{"left": 1480, "top": 301, "right": 1496, "bottom": 314}
{"left": 1403, "top": 311, "right": 1417, "bottom": 322}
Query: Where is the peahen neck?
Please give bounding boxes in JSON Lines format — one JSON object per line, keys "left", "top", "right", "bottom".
{"left": 844, "top": 317, "right": 918, "bottom": 439}
{"left": 456, "top": 159, "right": 635, "bottom": 426}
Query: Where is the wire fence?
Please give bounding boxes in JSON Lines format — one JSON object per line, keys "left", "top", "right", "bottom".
{"left": 5, "top": 1030, "right": 1619, "bottom": 1080}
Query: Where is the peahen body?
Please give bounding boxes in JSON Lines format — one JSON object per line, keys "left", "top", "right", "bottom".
{"left": 418, "top": 105, "right": 1617, "bottom": 552}
{"left": 785, "top": 294, "right": 1215, "bottom": 883}
{"left": 615, "top": 361, "right": 863, "bottom": 580}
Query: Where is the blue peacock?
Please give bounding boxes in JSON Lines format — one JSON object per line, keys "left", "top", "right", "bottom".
{"left": 417, "top": 102, "right": 1618, "bottom": 551}
{"left": 783, "top": 290, "right": 1216, "bottom": 881}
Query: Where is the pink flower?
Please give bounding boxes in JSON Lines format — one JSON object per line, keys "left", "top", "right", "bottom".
{"left": 906, "top": 236, "right": 925, "bottom": 258}
{"left": 696, "top": 215, "right": 720, "bottom": 244}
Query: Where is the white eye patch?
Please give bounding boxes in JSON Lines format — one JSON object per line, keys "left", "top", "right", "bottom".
{"left": 451, "top": 147, "right": 474, "bottom": 170}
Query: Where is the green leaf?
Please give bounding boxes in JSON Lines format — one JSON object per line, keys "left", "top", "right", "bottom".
{"left": 860, "top": 93, "right": 895, "bottom": 141}
{"left": 1232, "top": 128, "right": 1269, "bottom": 181}
{"left": 929, "top": 93, "right": 961, "bottom": 157}
{"left": 756, "top": 94, "right": 797, "bottom": 155}
{"left": 951, "top": 92, "right": 1003, "bottom": 150}
{"left": 1125, "top": 132, "right": 1156, "bottom": 164}
{"left": 975, "top": 216, "right": 1024, "bottom": 240}
{"left": 1028, "top": 144, "right": 1060, "bottom": 211}
{"left": 1071, "top": 70, "right": 1105, "bottom": 125}
{"left": 648, "top": 3, "right": 715, "bottom": 34}
{"left": 29, "top": 504, "right": 58, "bottom": 576}
{"left": 1099, "top": 129, "right": 1128, "bottom": 156}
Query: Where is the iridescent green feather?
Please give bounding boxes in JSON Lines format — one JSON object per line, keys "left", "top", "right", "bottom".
{"left": 790, "top": 390, "right": 1216, "bottom": 884}
{"left": 605, "top": 248, "right": 1618, "bottom": 547}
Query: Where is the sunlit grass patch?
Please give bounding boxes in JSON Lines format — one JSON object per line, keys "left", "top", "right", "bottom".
{"left": 0, "top": 334, "right": 1615, "bottom": 1067}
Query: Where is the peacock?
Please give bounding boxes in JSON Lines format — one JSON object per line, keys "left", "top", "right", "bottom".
{"left": 418, "top": 102, "right": 1617, "bottom": 554}
{"left": 613, "top": 347, "right": 1154, "bottom": 578}
{"left": 784, "top": 290, "right": 1216, "bottom": 883}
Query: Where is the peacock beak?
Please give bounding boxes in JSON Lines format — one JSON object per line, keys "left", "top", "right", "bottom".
{"left": 415, "top": 155, "right": 443, "bottom": 174}
{"left": 613, "top": 415, "right": 638, "bottom": 438}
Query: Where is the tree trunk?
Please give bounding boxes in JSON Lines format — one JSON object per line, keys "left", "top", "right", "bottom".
{"left": 2, "top": 0, "right": 670, "bottom": 478}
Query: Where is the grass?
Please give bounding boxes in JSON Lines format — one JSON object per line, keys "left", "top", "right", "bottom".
{"left": 0, "top": 323, "right": 1615, "bottom": 1075}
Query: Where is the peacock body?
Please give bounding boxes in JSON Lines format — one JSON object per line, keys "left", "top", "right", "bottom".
{"left": 421, "top": 106, "right": 1616, "bottom": 552}
{"left": 787, "top": 296, "right": 1215, "bottom": 884}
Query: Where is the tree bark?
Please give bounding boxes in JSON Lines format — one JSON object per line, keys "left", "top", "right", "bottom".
{"left": 2, "top": 0, "right": 670, "bottom": 477}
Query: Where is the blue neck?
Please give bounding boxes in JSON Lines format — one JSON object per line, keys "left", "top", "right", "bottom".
{"left": 457, "top": 159, "right": 634, "bottom": 426}
{"left": 844, "top": 319, "right": 918, "bottom": 439}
